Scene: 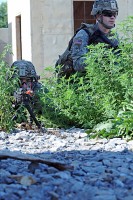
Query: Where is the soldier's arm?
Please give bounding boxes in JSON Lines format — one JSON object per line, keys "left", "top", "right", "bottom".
{"left": 71, "top": 29, "right": 89, "bottom": 72}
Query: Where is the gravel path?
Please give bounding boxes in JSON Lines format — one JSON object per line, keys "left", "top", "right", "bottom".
{"left": 0, "top": 128, "right": 133, "bottom": 200}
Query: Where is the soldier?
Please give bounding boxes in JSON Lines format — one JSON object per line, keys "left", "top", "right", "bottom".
{"left": 71, "top": 0, "right": 119, "bottom": 72}
{"left": 11, "top": 60, "right": 43, "bottom": 129}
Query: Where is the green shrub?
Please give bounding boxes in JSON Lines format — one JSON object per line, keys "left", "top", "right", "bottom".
{"left": 0, "top": 46, "right": 18, "bottom": 131}
{"left": 40, "top": 16, "right": 133, "bottom": 138}
{"left": 1, "top": 17, "right": 132, "bottom": 138}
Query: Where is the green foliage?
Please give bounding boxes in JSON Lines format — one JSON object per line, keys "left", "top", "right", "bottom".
{"left": 38, "top": 75, "right": 76, "bottom": 128}
{"left": 39, "top": 16, "right": 133, "bottom": 139}
{"left": 0, "top": 17, "right": 132, "bottom": 137}
{"left": 0, "top": 2, "right": 8, "bottom": 28}
{"left": 85, "top": 16, "right": 133, "bottom": 139}
{"left": 117, "top": 16, "right": 133, "bottom": 42}
{"left": 86, "top": 102, "right": 133, "bottom": 140}
{"left": 0, "top": 46, "right": 18, "bottom": 131}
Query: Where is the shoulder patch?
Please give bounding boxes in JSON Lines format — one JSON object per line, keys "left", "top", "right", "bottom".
{"left": 73, "top": 38, "right": 82, "bottom": 45}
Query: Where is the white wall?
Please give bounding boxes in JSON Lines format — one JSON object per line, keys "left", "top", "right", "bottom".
{"left": 30, "top": 0, "right": 43, "bottom": 74}
{"left": 7, "top": 0, "right": 73, "bottom": 74}
{"left": 7, "top": 0, "right": 133, "bottom": 76}
{"left": 117, "top": 0, "right": 133, "bottom": 22}
{"left": 40, "top": 0, "right": 73, "bottom": 72}
{"left": 8, "top": 0, "right": 32, "bottom": 62}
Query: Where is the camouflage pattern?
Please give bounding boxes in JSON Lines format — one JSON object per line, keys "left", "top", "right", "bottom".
{"left": 11, "top": 60, "right": 39, "bottom": 81}
{"left": 71, "top": 29, "right": 89, "bottom": 72}
{"left": 71, "top": 23, "right": 119, "bottom": 72}
{"left": 91, "top": 0, "right": 118, "bottom": 16}
{"left": 11, "top": 60, "right": 44, "bottom": 126}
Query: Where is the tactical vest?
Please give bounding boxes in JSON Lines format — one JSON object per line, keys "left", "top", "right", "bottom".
{"left": 55, "top": 23, "right": 119, "bottom": 79}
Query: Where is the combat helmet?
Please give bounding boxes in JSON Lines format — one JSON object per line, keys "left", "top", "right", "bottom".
{"left": 11, "top": 60, "right": 40, "bottom": 81}
{"left": 91, "top": 0, "right": 118, "bottom": 16}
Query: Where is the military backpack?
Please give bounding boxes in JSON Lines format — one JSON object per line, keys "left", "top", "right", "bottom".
{"left": 55, "top": 23, "right": 119, "bottom": 79}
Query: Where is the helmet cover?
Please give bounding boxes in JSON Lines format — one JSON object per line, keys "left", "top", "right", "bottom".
{"left": 91, "top": 0, "right": 118, "bottom": 16}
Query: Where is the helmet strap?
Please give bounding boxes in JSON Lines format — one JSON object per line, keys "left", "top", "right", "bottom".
{"left": 97, "top": 16, "right": 115, "bottom": 29}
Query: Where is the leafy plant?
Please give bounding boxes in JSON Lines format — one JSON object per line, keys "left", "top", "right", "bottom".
{"left": 0, "top": 2, "right": 8, "bottom": 28}
{"left": 39, "top": 16, "right": 133, "bottom": 139}
{"left": 0, "top": 17, "right": 132, "bottom": 137}
{"left": 0, "top": 46, "right": 19, "bottom": 131}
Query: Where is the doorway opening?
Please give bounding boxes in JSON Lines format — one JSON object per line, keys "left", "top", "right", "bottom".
{"left": 16, "top": 15, "right": 22, "bottom": 59}
{"left": 73, "top": 1, "right": 95, "bottom": 32}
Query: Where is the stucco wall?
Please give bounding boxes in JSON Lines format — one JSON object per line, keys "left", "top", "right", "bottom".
{"left": 30, "top": 0, "right": 45, "bottom": 74}
{"left": 41, "top": 0, "right": 133, "bottom": 71}
{"left": 0, "top": 28, "right": 9, "bottom": 62}
{"left": 117, "top": 0, "right": 133, "bottom": 23}
{"left": 8, "top": 0, "right": 32, "bottom": 63}
{"left": 0, "top": 28, "right": 8, "bottom": 54}
{"left": 41, "top": 0, "right": 73, "bottom": 72}
{"left": 8, "top": 0, "right": 74, "bottom": 75}
{"left": 0, "top": 28, "right": 8, "bottom": 43}
{"left": 7, "top": 0, "right": 133, "bottom": 76}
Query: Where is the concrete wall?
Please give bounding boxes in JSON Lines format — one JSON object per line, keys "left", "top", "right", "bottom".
{"left": 0, "top": 28, "right": 9, "bottom": 62}
{"left": 8, "top": 0, "right": 32, "bottom": 63}
{"left": 40, "top": 0, "right": 73, "bottom": 71}
{"left": 7, "top": 0, "right": 133, "bottom": 76}
{"left": 30, "top": 0, "right": 43, "bottom": 73}
{"left": 8, "top": 0, "right": 74, "bottom": 75}
{"left": 117, "top": 0, "right": 133, "bottom": 22}
{"left": 0, "top": 28, "right": 8, "bottom": 52}
{"left": 0, "top": 28, "right": 8, "bottom": 43}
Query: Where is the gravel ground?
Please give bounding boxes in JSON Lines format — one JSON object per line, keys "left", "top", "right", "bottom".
{"left": 0, "top": 127, "right": 133, "bottom": 200}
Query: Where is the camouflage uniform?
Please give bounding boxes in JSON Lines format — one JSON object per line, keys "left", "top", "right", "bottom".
{"left": 71, "top": 0, "right": 119, "bottom": 72}
{"left": 11, "top": 60, "right": 43, "bottom": 115}
{"left": 71, "top": 28, "right": 89, "bottom": 72}
{"left": 71, "top": 24, "right": 119, "bottom": 72}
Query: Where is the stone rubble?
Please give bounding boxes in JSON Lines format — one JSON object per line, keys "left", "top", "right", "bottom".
{"left": 0, "top": 127, "right": 133, "bottom": 200}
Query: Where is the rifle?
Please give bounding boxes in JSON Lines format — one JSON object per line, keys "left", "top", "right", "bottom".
{"left": 12, "top": 83, "right": 45, "bottom": 132}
